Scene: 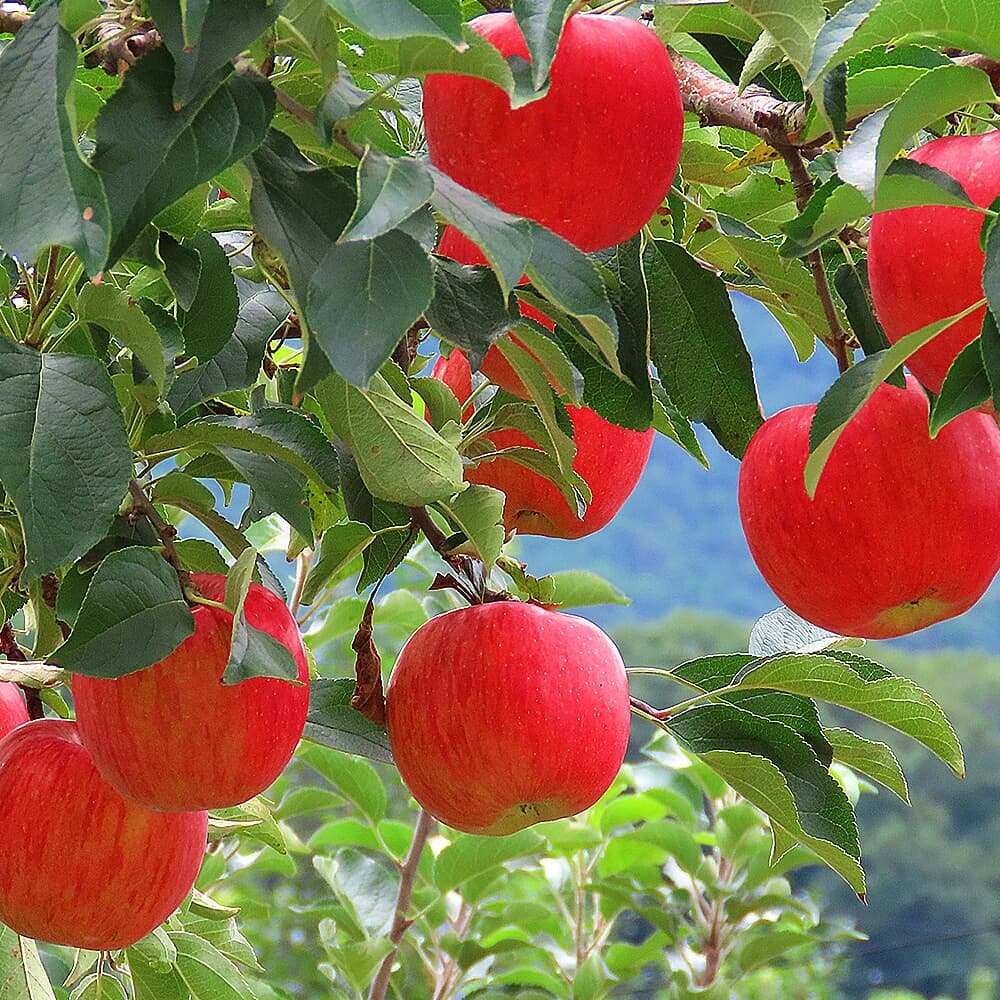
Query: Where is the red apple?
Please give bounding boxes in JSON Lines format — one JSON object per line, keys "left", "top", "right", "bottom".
{"left": 738, "top": 376, "right": 1000, "bottom": 638}
{"left": 431, "top": 348, "right": 654, "bottom": 538}
{"left": 0, "top": 682, "right": 28, "bottom": 739}
{"left": 0, "top": 719, "right": 207, "bottom": 950}
{"left": 73, "top": 573, "right": 309, "bottom": 811}
{"left": 423, "top": 12, "right": 683, "bottom": 252}
{"left": 868, "top": 131, "right": 1000, "bottom": 394}
{"left": 386, "top": 601, "right": 631, "bottom": 835}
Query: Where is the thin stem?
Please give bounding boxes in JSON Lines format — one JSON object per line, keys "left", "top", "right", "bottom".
{"left": 368, "top": 809, "right": 435, "bottom": 1000}
{"left": 127, "top": 479, "right": 186, "bottom": 580}
{"left": 288, "top": 549, "right": 312, "bottom": 618}
{"left": 0, "top": 623, "right": 44, "bottom": 720}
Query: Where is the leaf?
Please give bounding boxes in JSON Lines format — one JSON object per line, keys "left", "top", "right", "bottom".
{"left": 298, "top": 742, "right": 388, "bottom": 821}
{"left": 511, "top": 0, "right": 574, "bottom": 90}
{"left": 981, "top": 309, "right": 1000, "bottom": 410}
{"left": 127, "top": 949, "right": 188, "bottom": 1000}
{"left": 69, "top": 975, "right": 129, "bottom": 1000}
{"left": 220, "top": 447, "right": 313, "bottom": 542}
{"left": 0, "top": 341, "right": 132, "bottom": 583}
{"left": 180, "top": 231, "right": 239, "bottom": 363}
{"left": 0, "top": 3, "right": 109, "bottom": 274}
{"left": 302, "top": 522, "right": 376, "bottom": 605}
{"left": 343, "top": 151, "right": 435, "bottom": 243}
{"left": 52, "top": 547, "right": 195, "bottom": 677}
{"left": 928, "top": 337, "right": 991, "bottom": 434}
{"left": 0, "top": 923, "right": 58, "bottom": 1000}
{"left": 304, "top": 677, "right": 394, "bottom": 764}
{"left": 748, "top": 606, "right": 859, "bottom": 658}
{"left": 837, "top": 64, "right": 996, "bottom": 202}
{"left": 326, "top": 0, "right": 464, "bottom": 43}
{"left": 808, "top": 0, "right": 1000, "bottom": 86}
{"left": 433, "top": 830, "right": 546, "bottom": 893}
{"left": 316, "top": 847, "right": 401, "bottom": 937}
{"left": 147, "top": 0, "right": 285, "bottom": 108}
{"left": 825, "top": 727, "right": 909, "bottom": 804}
{"left": 77, "top": 283, "right": 166, "bottom": 391}
{"left": 168, "top": 288, "right": 289, "bottom": 414}
{"left": 171, "top": 932, "right": 257, "bottom": 1000}
{"left": 93, "top": 49, "right": 275, "bottom": 264}
{"left": 544, "top": 570, "right": 630, "bottom": 610}
{"left": 306, "top": 228, "right": 434, "bottom": 385}
{"left": 315, "top": 370, "right": 464, "bottom": 505}
{"left": 146, "top": 406, "right": 340, "bottom": 491}
{"left": 732, "top": 0, "right": 824, "bottom": 77}
{"left": 735, "top": 650, "right": 965, "bottom": 776}
{"left": 434, "top": 485, "right": 506, "bottom": 569}
{"left": 644, "top": 239, "right": 762, "bottom": 458}
{"left": 833, "top": 261, "right": 901, "bottom": 380}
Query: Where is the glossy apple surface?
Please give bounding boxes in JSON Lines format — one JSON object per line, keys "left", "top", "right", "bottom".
{"left": 868, "top": 131, "right": 1000, "bottom": 394}
{"left": 738, "top": 376, "right": 1000, "bottom": 638}
{"left": 73, "top": 573, "right": 310, "bottom": 811}
{"left": 0, "top": 719, "right": 207, "bottom": 949}
{"left": 386, "top": 601, "right": 631, "bottom": 835}
{"left": 423, "top": 12, "right": 682, "bottom": 252}
{"left": 0, "top": 682, "right": 28, "bottom": 739}
{"left": 432, "top": 349, "right": 654, "bottom": 538}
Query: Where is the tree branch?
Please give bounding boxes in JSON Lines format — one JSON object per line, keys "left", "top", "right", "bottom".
{"left": 368, "top": 809, "right": 435, "bottom": 1000}
{"left": 127, "top": 479, "right": 188, "bottom": 582}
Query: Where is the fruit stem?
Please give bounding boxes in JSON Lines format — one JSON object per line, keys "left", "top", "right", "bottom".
{"left": 368, "top": 808, "right": 435, "bottom": 1000}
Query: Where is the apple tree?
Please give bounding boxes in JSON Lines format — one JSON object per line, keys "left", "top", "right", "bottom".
{"left": 0, "top": 0, "right": 997, "bottom": 996}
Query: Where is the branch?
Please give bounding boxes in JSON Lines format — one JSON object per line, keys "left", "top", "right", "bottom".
{"left": 368, "top": 809, "right": 435, "bottom": 1000}
{"left": 127, "top": 479, "right": 188, "bottom": 582}
{"left": 0, "top": 8, "right": 29, "bottom": 35}
{"left": 0, "top": 622, "right": 43, "bottom": 721}
{"left": 83, "top": 20, "right": 161, "bottom": 77}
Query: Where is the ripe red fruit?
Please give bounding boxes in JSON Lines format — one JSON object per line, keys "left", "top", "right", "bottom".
{"left": 386, "top": 601, "right": 631, "bottom": 835}
{"left": 73, "top": 573, "right": 309, "bottom": 811}
{"left": 0, "top": 682, "right": 28, "bottom": 739}
{"left": 0, "top": 720, "right": 207, "bottom": 949}
{"left": 423, "top": 12, "right": 683, "bottom": 252}
{"left": 868, "top": 131, "right": 1000, "bottom": 394}
{"left": 738, "top": 376, "right": 1000, "bottom": 639}
{"left": 431, "top": 349, "right": 654, "bottom": 538}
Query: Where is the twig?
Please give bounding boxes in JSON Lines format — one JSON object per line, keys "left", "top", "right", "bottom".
{"left": 288, "top": 549, "right": 312, "bottom": 618}
{"left": 368, "top": 809, "right": 435, "bottom": 1000}
{"left": 127, "top": 479, "right": 187, "bottom": 582}
{"left": 1, "top": 622, "right": 43, "bottom": 720}
{"left": 83, "top": 20, "right": 161, "bottom": 77}
{"left": 0, "top": 8, "right": 29, "bottom": 35}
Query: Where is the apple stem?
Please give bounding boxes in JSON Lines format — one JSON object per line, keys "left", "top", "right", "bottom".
{"left": 368, "top": 808, "right": 435, "bottom": 1000}
{"left": 628, "top": 695, "right": 672, "bottom": 721}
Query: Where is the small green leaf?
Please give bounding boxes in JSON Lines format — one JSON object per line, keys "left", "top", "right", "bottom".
{"left": 171, "top": 932, "right": 256, "bottom": 1000}
{"left": 302, "top": 522, "right": 376, "bottom": 605}
{"left": 0, "top": 923, "right": 58, "bottom": 1000}
{"left": 434, "top": 830, "right": 546, "bottom": 893}
{"left": 298, "top": 743, "right": 388, "bottom": 821}
{"left": 53, "top": 547, "right": 195, "bottom": 678}
{"left": 326, "top": 0, "right": 463, "bottom": 43}
{"left": 314, "top": 848, "right": 400, "bottom": 937}
{"left": 304, "top": 677, "right": 394, "bottom": 764}
{"left": 731, "top": 0, "right": 823, "bottom": 78}
{"left": 181, "top": 231, "right": 239, "bottom": 363}
{"left": 545, "top": 570, "right": 630, "bottom": 610}
{"left": 511, "top": 0, "right": 574, "bottom": 90}
{"left": 434, "top": 485, "right": 506, "bottom": 569}
{"left": 929, "top": 338, "right": 991, "bottom": 435}
{"left": 825, "top": 727, "right": 909, "bottom": 804}
{"left": 980, "top": 309, "right": 1000, "bottom": 409}
{"left": 343, "top": 151, "right": 434, "bottom": 243}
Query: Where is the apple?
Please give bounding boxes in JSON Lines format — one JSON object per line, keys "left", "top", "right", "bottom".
{"left": 0, "top": 682, "right": 28, "bottom": 739}
{"left": 423, "top": 12, "right": 683, "bottom": 252}
{"left": 431, "top": 348, "right": 654, "bottom": 538}
{"left": 73, "top": 573, "right": 310, "bottom": 811}
{"left": 868, "top": 131, "right": 1000, "bottom": 394}
{"left": 386, "top": 601, "right": 631, "bottom": 835}
{"left": 0, "top": 719, "right": 207, "bottom": 950}
{"left": 738, "top": 376, "right": 1000, "bottom": 639}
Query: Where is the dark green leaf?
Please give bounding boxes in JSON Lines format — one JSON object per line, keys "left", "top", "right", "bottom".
{"left": 0, "top": 3, "right": 109, "bottom": 273}
{"left": 328, "top": 0, "right": 462, "bottom": 41}
{"left": 180, "top": 231, "right": 239, "bottom": 363}
{"left": 220, "top": 447, "right": 313, "bottom": 541}
{"left": 159, "top": 233, "right": 202, "bottom": 312}
{"left": 0, "top": 341, "right": 132, "bottom": 582}
{"left": 343, "top": 151, "right": 434, "bottom": 243}
{"left": 981, "top": 308, "right": 1000, "bottom": 410}
{"left": 511, "top": 0, "right": 573, "bottom": 90}
{"left": 644, "top": 239, "right": 762, "bottom": 458}
{"left": 304, "top": 677, "right": 393, "bottom": 764}
{"left": 53, "top": 547, "right": 195, "bottom": 677}
{"left": 928, "top": 338, "right": 990, "bottom": 434}
{"left": 825, "top": 727, "right": 909, "bottom": 804}
{"left": 833, "top": 261, "right": 896, "bottom": 364}
{"left": 93, "top": 50, "right": 275, "bottom": 264}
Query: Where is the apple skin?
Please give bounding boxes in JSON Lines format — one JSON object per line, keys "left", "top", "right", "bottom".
{"left": 73, "top": 573, "right": 309, "bottom": 811}
{"left": 738, "top": 376, "right": 1000, "bottom": 639}
{"left": 431, "top": 349, "right": 654, "bottom": 538}
{"left": 423, "top": 12, "right": 682, "bottom": 253}
{"left": 868, "top": 131, "right": 1000, "bottom": 395}
{"left": 386, "top": 601, "right": 631, "bottom": 836}
{"left": 0, "top": 719, "right": 207, "bottom": 950}
{"left": 0, "top": 682, "right": 29, "bottom": 740}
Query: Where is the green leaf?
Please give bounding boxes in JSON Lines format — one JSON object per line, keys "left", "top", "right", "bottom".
{"left": 928, "top": 337, "right": 991, "bottom": 434}
{"left": 511, "top": 0, "right": 574, "bottom": 90}
{"left": 837, "top": 64, "right": 996, "bottom": 202}
{"left": 220, "top": 447, "right": 312, "bottom": 542}
{"left": 302, "top": 522, "right": 376, "bottom": 604}
{"left": 304, "top": 677, "right": 394, "bottom": 764}
{"left": 0, "top": 3, "right": 109, "bottom": 274}
{"left": 77, "top": 283, "right": 166, "bottom": 391}
{"left": 544, "top": 570, "right": 630, "bottom": 610}
{"left": 808, "top": 0, "right": 1000, "bottom": 86}
{"left": 171, "top": 932, "right": 256, "bottom": 1000}
{"left": 981, "top": 309, "right": 1000, "bottom": 410}
{"left": 306, "top": 228, "right": 434, "bottom": 385}
{"left": 52, "top": 547, "right": 195, "bottom": 677}
{"left": 146, "top": 406, "right": 340, "bottom": 492}
{"left": 735, "top": 650, "right": 965, "bottom": 776}
{"left": 211, "top": 798, "right": 287, "bottom": 855}
{"left": 168, "top": 287, "right": 289, "bottom": 414}
{"left": 731, "top": 0, "right": 824, "bottom": 77}
{"left": 298, "top": 743, "right": 388, "bottom": 821}
{"left": 128, "top": 927, "right": 177, "bottom": 973}
{"left": 434, "top": 485, "right": 506, "bottom": 570}
{"left": 181, "top": 231, "right": 239, "bottom": 363}
{"left": 128, "top": 949, "right": 188, "bottom": 1000}
{"left": 326, "top": 0, "right": 463, "bottom": 43}
{"left": 147, "top": 0, "right": 285, "bottom": 108}
{"left": 0, "top": 924, "right": 58, "bottom": 1000}
{"left": 0, "top": 341, "right": 132, "bottom": 583}
{"left": 832, "top": 261, "right": 899, "bottom": 374}
{"left": 434, "top": 830, "right": 546, "bottom": 894}
{"left": 825, "top": 727, "right": 909, "bottom": 804}
{"left": 93, "top": 50, "right": 275, "bottom": 264}
{"left": 343, "top": 151, "right": 434, "bottom": 243}
{"left": 69, "top": 975, "right": 129, "bottom": 1000}
{"left": 314, "top": 848, "right": 400, "bottom": 937}
{"left": 644, "top": 239, "right": 762, "bottom": 458}
{"left": 315, "top": 370, "right": 464, "bottom": 505}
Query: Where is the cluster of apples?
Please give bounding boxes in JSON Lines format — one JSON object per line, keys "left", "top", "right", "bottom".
{"left": 0, "top": 575, "right": 309, "bottom": 950}
{"left": 740, "top": 131, "right": 1000, "bottom": 639}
